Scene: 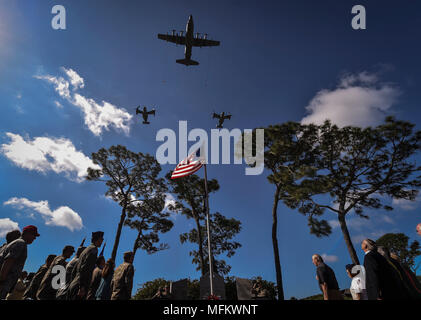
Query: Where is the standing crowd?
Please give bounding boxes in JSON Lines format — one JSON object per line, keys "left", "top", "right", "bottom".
{"left": 312, "top": 238, "right": 421, "bottom": 300}
{"left": 1, "top": 226, "right": 420, "bottom": 301}
{"left": 0, "top": 226, "right": 135, "bottom": 300}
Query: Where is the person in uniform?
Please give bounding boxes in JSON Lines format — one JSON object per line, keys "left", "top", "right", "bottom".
{"left": 65, "top": 246, "right": 86, "bottom": 285}
{"left": 55, "top": 246, "right": 87, "bottom": 300}
{"left": 0, "top": 230, "right": 21, "bottom": 257}
{"left": 87, "top": 255, "right": 105, "bottom": 300}
{"left": 68, "top": 231, "right": 104, "bottom": 300}
{"left": 151, "top": 285, "right": 173, "bottom": 300}
{"left": 36, "top": 245, "right": 75, "bottom": 300}
{"left": 6, "top": 271, "right": 27, "bottom": 300}
{"left": 110, "top": 251, "right": 135, "bottom": 300}
{"left": 251, "top": 279, "right": 270, "bottom": 300}
{"left": 23, "top": 254, "right": 56, "bottom": 300}
{"left": 95, "top": 258, "right": 115, "bottom": 300}
{"left": 0, "top": 225, "right": 39, "bottom": 300}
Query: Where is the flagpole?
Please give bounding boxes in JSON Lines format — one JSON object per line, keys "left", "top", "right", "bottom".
{"left": 203, "top": 163, "right": 214, "bottom": 297}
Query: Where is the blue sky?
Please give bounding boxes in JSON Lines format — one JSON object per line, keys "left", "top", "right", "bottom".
{"left": 0, "top": 0, "right": 420, "bottom": 299}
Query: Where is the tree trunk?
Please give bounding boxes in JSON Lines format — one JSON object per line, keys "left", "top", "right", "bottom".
{"left": 111, "top": 206, "right": 126, "bottom": 262}
{"left": 132, "top": 231, "right": 142, "bottom": 260}
{"left": 338, "top": 212, "right": 360, "bottom": 265}
{"left": 272, "top": 185, "right": 284, "bottom": 300}
{"left": 194, "top": 215, "right": 206, "bottom": 276}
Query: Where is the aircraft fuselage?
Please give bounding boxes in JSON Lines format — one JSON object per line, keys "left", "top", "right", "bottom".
{"left": 184, "top": 15, "right": 194, "bottom": 59}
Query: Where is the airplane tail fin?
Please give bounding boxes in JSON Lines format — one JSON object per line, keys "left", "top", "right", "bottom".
{"left": 176, "top": 58, "right": 199, "bottom": 66}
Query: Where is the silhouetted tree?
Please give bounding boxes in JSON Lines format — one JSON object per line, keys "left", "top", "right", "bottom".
{"left": 165, "top": 172, "right": 219, "bottom": 276}
{"left": 125, "top": 191, "right": 174, "bottom": 259}
{"left": 87, "top": 145, "right": 167, "bottom": 262}
{"left": 238, "top": 122, "right": 320, "bottom": 300}
{"left": 281, "top": 118, "right": 421, "bottom": 265}
{"left": 133, "top": 278, "right": 200, "bottom": 300}
{"left": 180, "top": 212, "right": 242, "bottom": 275}
{"left": 133, "top": 278, "right": 169, "bottom": 300}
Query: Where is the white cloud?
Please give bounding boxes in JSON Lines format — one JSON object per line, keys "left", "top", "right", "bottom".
{"left": 164, "top": 193, "right": 176, "bottom": 210}
{"left": 4, "top": 197, "right": 83, "bottom": 232}
{"left": 392, "top": 196, "right": 421, "bottom": 211}
{"left": 35, "top": 74, "right": 71, "bottom": 99}
{"left": 328, "top": 217, "right": 368, "bottom": 231}
{"left": 352, "top": 230, "right": 386, "bottom": 245}
{"left": 321, "top": 254, "right": 338, "bottom": 263}
{"left": 381, "top": 215, "right": 394, "bottom": 224}
{"left": 1, "top": 132, "right": 100, "bottom": 183}
{"left": 163, "top": 193, "right": 178, "bottom": 220}
{"left": 54, "top": 101, "right": 63, "bottom": 109}
{"left": 328, "top": 220, "right": 340, "bottom": 229}
{"left": 63, "top": 67, "right": 84, "bottom": 90}
{"left": 72, "top": 93, "right": 132, "bottom": 136}
{"left": 0, "top": 218, "right": 19, "bottom": 238}
{"left": 36, "top": 68, "right": 132, "bottom": 136}
{"left": 14, "top": 105, "right": 24, "bottom": 114}
{"left": 301, "top": 72, "right": 400, "bottom": 127}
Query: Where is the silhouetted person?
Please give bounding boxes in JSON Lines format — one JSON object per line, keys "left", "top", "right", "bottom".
{"left": 95, "top": 258, "right": 115, "bottom": 300}
{"left": 110, "top": 251, "right": 134, "bottom": 300}
{"left": 362, "top": 239, "right": 402, "bottom": 300}
{"left": 312, "top": 254, "right": 343, "bottom": 300}
{"left": 389, "top": 252, "right": 421, "bottom": 299}
{"left": 0, "top": 225, "right": 39, "bottom": 299}
{"left": 87, "top": 256, "right": 105, "bottom": 300}
{"left": 23, "top": 254, "right": 56, "bottom": 300}
{"left": 151, "top": 285, "right": 172, "bottom": 300}
{"left": 68, "top": 231, "right": 104, "bottom": 300}
{"left": 377, "top": 246, "right": 411, "bottom": 299}
{"left": 345, "top": 264, "right": 367, "bottom": 300}
{"left": 0, "top": 230, "right": 21, "bottom": 256}
{"left": 37, "top": 245, "right": 75, "bottom": 300}
{"left": 251, "top": 279, "right": 270, "bottom": 300}
{"left": 55, "top": 246, "right": 85, "bottom": 300}
{"left": 24, "top": 272, "right": 34, "bottom": 287}
{"left": 6, "top": 271, "right": 27, "bottom": 300}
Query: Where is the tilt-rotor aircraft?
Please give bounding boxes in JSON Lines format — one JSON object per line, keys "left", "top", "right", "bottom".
{"left": 213, "top": 112, "right": 232, "bottom": 128}
{"left": 158, "top": 15, "right": 220, "bottom": 66}
{"left": 136, "top": 106, "right": 156, "bottom": 124}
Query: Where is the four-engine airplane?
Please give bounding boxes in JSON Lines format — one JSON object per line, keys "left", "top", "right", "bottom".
{"left": 136, "top": 106, "right": 156, "bottom": 124}
{"left": 158, "top": 15, "right": 220, "bottom": 66}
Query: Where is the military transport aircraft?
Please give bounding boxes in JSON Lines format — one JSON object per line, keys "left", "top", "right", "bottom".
{"left": 213, "top": 112, "right": 232, "bottom": 128}
{"left": 136, "top": 106, "right": 156, "bottom": 124}
{"left": 158, "top": 15, "right": 220, "bottom": 66}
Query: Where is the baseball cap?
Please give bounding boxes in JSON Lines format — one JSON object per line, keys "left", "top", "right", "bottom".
{"left": 22, "top": 225, "right": 40, "bottom": 237}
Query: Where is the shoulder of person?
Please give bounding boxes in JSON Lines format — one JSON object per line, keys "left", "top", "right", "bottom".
{"left": 10, "top": 238, "right": 26, "bottom": 247}
{"left": 6, "top": 238, "right": 26, "bottom": 253}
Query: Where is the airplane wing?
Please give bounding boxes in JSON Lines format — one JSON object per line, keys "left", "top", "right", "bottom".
{"left": 192, "top": 38, "right": 220, "bottom": 47}
{"left": 212, "top": 113, "right": 219, "bottom": 119}
{"left": 148, "top": 110, "right": 156, "bottom": 116}
{"left": 225, "top": 115, "right": 232, "bottom": 120}
{"left": 158, "top": 34, "right": 186, "bottom": 45}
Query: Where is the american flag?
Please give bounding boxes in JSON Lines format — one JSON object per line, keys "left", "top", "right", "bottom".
{"left": 171, "top": 148, "right": 206, "bottom": 179}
